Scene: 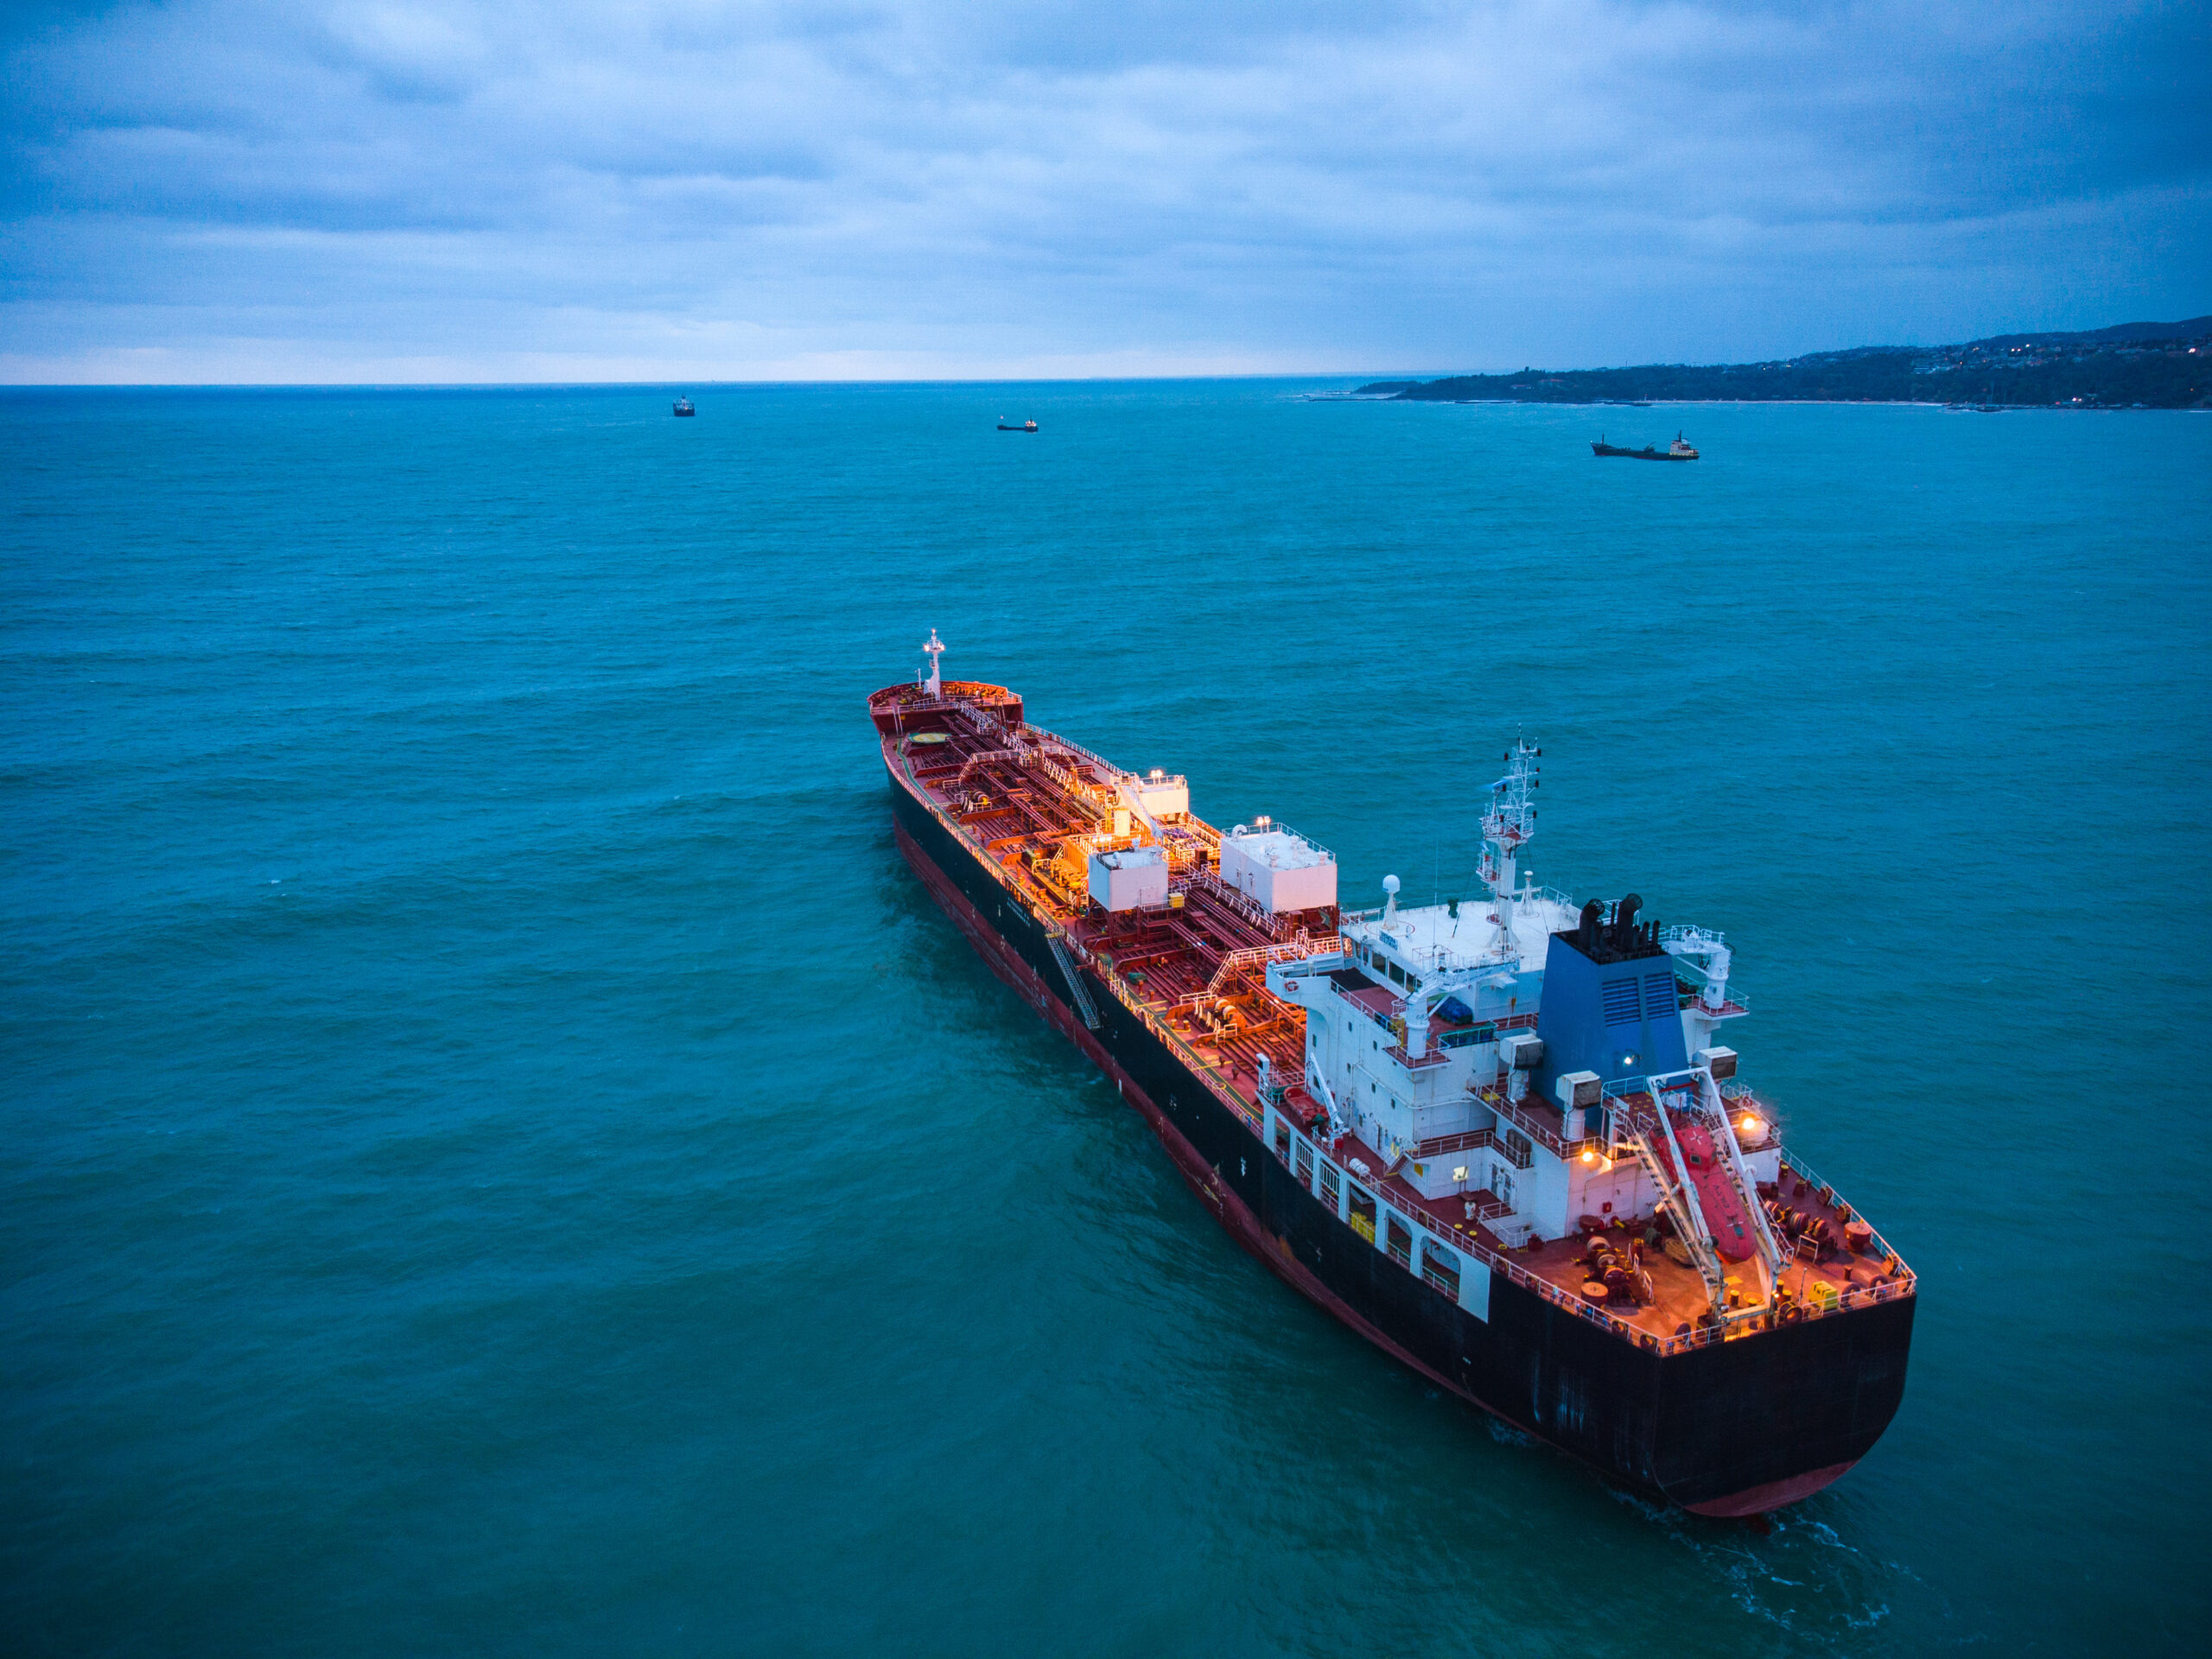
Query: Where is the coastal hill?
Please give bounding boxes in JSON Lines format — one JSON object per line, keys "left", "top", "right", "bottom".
{"left": 1360, "top": 317, "right": 2212, "bottom": 409}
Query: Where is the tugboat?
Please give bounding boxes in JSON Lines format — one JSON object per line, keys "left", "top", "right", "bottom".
{"left": 997, "top": 417, "right": 1039, "bottom": 432}
{"left": 672, "top": 396, "right": 696, "bottom": 417}
{"left": 869, "top": 638, "right": 1915, "bottom": 1515}
{"left": 1593, "top": 432, "right": 1697, "bottom": 461}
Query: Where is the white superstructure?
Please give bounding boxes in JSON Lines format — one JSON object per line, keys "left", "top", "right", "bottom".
{"left": 1265, "top": 736, "right": 1762, "bottom": 1285}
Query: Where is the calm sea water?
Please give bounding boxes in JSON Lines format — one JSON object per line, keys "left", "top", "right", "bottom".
{"left": 4, "top": 383, "right": 2209, "bottom": 1656}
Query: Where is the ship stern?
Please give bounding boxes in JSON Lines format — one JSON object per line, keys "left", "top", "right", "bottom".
{"left": 1649, "top": 1293, "right": 1916, "bottom": 1515}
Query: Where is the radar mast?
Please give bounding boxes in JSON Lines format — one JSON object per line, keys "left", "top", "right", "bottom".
{"left": 1483, "top": 735, "right": 1540, "bottom": 948}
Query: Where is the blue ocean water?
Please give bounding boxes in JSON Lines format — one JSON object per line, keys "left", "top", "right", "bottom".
{"left": 3, "top": 382, "right": 2208, "bottom": 1656}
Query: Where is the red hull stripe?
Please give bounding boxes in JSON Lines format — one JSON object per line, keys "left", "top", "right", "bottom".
{"left": 1681, "top": 1460, "right": 1859, "bottom": 1517}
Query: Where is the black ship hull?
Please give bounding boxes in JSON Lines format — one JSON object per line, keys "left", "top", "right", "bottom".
{"left": 1592, "top": 442, "right": 1688, "bottom": 460}
{"left": 886, "top": 775, "right": 1912, "bottom": 1514}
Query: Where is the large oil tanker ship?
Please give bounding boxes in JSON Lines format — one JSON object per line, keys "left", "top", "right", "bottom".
{"left": 871, "top": 633, "right": 1915, "bottom": 1515}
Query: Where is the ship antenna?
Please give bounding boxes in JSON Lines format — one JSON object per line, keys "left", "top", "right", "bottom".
{"left": 1483, "top": 734, "right": 1540, "bottom": 950}
{"left": 922, "top": 628, "right": 945, "bottom": 697}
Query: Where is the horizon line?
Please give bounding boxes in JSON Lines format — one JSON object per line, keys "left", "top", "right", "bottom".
{"left": 0, "top": 372, "right": 1416, "bottom": 391}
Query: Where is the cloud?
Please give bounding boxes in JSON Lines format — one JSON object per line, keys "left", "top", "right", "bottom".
{"left": 1, "top": 0, "right": 2205, "bottom": 379}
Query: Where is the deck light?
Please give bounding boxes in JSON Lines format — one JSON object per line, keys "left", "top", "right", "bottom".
{"left": 1740, "top": 1113, "right": 1764, "bottom": 1138}
{"left": 1580, "top": 1149, "right": 1598, "bottom": 1166}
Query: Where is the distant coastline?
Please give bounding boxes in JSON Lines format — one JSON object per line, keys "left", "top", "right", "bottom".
{"left": 1359, "top": 316, "right": 2212, "bottom": 409}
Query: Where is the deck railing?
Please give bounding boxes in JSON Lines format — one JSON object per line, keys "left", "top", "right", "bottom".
{"left": 1471, "top": 1081, "right": 1592, "bottom": 1160}
{"left": 1774, "top": 1147, "right": 1913, "bottom": 1278}
{"left": 1413, "top": 1126, "right": 1500, "bottom": 1159}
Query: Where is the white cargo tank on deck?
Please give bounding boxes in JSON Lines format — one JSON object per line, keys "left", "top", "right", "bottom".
{"left": 1218, "top": 824, "right": 1337, "bottom": 913}
{"left": 1088, "top": 845, "right": 1169, "bottom": 912}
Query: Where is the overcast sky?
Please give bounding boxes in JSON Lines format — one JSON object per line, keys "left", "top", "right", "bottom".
{"left": 3, "top": 0, "right": 2205, "bottom": 382}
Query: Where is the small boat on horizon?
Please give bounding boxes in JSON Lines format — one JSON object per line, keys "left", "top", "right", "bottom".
{"left": 998, "top": 417, "right": 1039, "bottom": 432}
{"left": 1593, "top": 432, "right": 1697, "bottom": 461}
{"left": 673, "top": 396, "right": 696, "bottom": 417}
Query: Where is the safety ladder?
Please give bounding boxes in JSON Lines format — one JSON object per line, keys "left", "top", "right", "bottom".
{"left": 1047, "top": 934, "right": 1102, "bottom": 1030}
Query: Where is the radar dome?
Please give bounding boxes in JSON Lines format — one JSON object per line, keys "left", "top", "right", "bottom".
{"left": 1382, "top": 874, "right": 1401, "bottom": 895}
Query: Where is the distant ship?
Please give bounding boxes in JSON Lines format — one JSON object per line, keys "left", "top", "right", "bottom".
{"left": 1593, "top": 433, "right": 1697, "bottom": 461}
{"left": 870, "top": 637, "right": 1915, "bottom": 1514}
{"left": 998, "top": 418, "right": 1039, "bottom": 432}
{"left": 673, "top": 397, "right": 696, "bottom": 417}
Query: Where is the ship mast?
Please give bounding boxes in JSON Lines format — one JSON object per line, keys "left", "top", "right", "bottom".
{"left": 921, "top": 628, "right": 945, "bottom": 697}
{"left": 1483, "top": 735, "right": 1540, "bottom": 949}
